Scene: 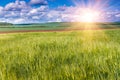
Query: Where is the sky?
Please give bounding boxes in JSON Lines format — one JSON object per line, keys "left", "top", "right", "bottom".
{"left": 0, "top": 0, "right": 120, "bottom": 24}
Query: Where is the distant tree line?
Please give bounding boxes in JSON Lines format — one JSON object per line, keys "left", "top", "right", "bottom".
{"left": 0, "top": 22, "right": 13, "bottom": 26}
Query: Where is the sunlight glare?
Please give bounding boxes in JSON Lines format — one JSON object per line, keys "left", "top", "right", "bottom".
{"left": 80, "top": 9, "right": 100, "bottom": 22}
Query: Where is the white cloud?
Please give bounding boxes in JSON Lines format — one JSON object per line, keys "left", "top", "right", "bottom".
{"left": 32, "top": 16, "right": 40, "bottom": 19}
{"left": 0, "top": 0, "right": 49, "bottom": 23}
{"left": 0, "top": 6, "right": 3, "bottom": 11}
{"left": 30, "top": 0, "right": 47, "bottom": 5}
{"left": 0, "top": 0, "right": 120, "bottom": 23}
{"left": 4, "top": 1, "right": 29, "bottom": 11}
{"left": 30, "top": 9, "right": 38, "bottom": 14}
{"left": 13, "top": 18, "right": 26, "bottom": 23}
{"left": 115, "top": 14, "right": 120, "bottom": 17}
{"left": 0, "top": 6, "right": 4, "bottom": 15}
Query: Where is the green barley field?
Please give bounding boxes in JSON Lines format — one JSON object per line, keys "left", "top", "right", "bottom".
{"left": 0, "top": 28, "right": 120, "bottom": 80}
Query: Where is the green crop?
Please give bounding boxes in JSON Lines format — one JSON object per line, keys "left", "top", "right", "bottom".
{"left": 0, "top": 30, "right": 120, "bottom": 80}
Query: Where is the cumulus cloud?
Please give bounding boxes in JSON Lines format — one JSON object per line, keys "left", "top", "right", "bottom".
{"left": 30, "top": 0, "right": 48, "bottom": 5}
{"left": 0, "top": 6, "right": 4, "bottom": 15}
{"left": 4, "top": 0, "right": 29, "bottom": 11}
{"left": 115, "top": 14, "right": 120, "bottom": 17}
{"left": 0, "top": 6, "right": 3, "bottom": 10}
{"left": 0, "top": 0, "right": 49, "bottom": 23}
{"left": 13, "top": 18, "right": 26, "bottom": 23}
{"left": 0, "top": 0, "right": 120, "bottom": 24}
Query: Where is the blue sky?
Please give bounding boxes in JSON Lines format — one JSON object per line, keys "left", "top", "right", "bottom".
{"left": 0, "top": 0, "right": 120, "bottom": 24}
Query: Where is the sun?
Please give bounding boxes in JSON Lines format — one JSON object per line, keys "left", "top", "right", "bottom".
{"left": 80, "top": 9, "right": 100, "bottom": 22}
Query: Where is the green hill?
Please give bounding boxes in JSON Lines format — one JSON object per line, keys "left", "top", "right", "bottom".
{"left": 0, "top": 22, "right": 13, "bottom": 25}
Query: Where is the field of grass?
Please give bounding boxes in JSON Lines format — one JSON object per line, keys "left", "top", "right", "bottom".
{"left": 0, "top": 22, "right": 120, "bottom": 32}
{"left": 0, "top": 29, "right": 120, "bottom": 80}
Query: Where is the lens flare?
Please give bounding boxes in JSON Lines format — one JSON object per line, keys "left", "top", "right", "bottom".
{"left": 80, "top": 9, "right": 100, "bottom": 22}
{"left": 71, "top": 0, "right": 109, "bottom": 22}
